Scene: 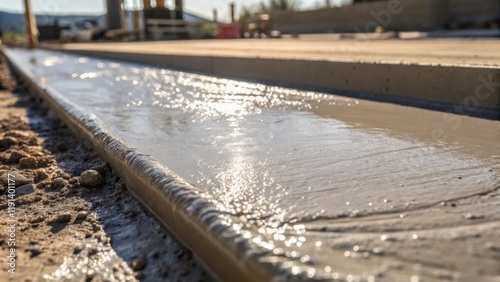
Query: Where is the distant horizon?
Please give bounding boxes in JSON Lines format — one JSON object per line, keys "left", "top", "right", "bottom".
{"left": 0, "top": 0, "right": 347, "bottom": 23}
{"left": 0, "top": 7, "right": 211, "bottom": 19}
{"left": 0, "top": 8, "right": 101, "bottom": 16}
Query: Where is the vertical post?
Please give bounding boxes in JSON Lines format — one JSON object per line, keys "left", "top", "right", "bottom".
{"left": 143, "top": 0, "right": 151, "bottom": 9}
{"left": 120, "top": 0, "right": 126, "bottom": 28}
{"left": 230, "top": 3, "right": 235, "bottom": 23}
{"left": 23, "top": 0, "right": 38, "bottom": 49}
{"left": 213, "top": 9, "right": 218, "bottom": 23}
{"left": 174, "top": 0, "right": 183, "bottom": 19}
{"left": 133, "top": 10, "right": 141, "bottom": 41}
{"left": 157, "top": 0, "right": 165, "bottom": 8}
{"left": 133, "top": 0, "right": 142, "bottom": 41}
{"left": 106, "top": 0, "right": 124, "bottom": 30}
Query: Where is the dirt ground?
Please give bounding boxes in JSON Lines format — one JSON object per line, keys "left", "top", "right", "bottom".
{"left": 0, "top": 59, "right": 213, "bottom": 281}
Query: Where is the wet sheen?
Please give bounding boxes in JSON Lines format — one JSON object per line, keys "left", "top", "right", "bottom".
{"left": 7, "top": 49, "right": 500, "bottom": 281}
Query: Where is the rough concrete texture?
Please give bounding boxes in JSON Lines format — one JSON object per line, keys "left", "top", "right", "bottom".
{"left": 0, "top": 59, "right": 212, "bottom": 282}
{"left": 6, "top": 49, "right": 499, "bottom": 281}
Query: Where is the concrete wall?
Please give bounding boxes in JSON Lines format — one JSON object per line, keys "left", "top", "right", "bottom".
{"left": 450, "top": 0, "right": 500, "bottom": 26}
{"left": 271, "top": 0, "right": 499, "bottom": 34}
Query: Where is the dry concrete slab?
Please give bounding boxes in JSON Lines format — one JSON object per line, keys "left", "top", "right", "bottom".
{"left": 47, "top": 37, "right": 500, "bottom": 66}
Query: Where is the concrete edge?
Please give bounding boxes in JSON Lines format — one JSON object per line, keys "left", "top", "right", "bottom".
{"left": 0, "top": 49, "right": 280, "bottom": 282}
{"left": 398, "top": 29, "right": 500, "bottom": 39}
{"left": 44, "top": 47, "right": 500, "bottom": 121}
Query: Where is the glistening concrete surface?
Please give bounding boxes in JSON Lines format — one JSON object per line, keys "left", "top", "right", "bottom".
{"left": 47, "top": 38, "right": 500, "bottom": 119}
{"left": 5, "top": 48, "right": 500, "bottom": 281}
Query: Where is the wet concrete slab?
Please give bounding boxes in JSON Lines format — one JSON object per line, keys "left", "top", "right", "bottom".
{"left": 46, "top": 39, "right": 500, "bottom": 119}
{"left": 5, "top": 48, "right": 500, "bottom": 281}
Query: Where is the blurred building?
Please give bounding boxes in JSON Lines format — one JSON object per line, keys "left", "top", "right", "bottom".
{"left": 269, "top": 0, "right": 500, "bottom": 34}
{"left": 0, "top": 8, "right": 210, "bottom": 41}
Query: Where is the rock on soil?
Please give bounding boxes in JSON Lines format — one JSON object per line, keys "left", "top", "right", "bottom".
{"left": 0, "top": 170, "right": 32, "bottom": 186}
{"left": 48, "top": 213, "right": 72, "bottom": 224}
{"left": 79, "top": 170, "right": 102, "bottom": 187}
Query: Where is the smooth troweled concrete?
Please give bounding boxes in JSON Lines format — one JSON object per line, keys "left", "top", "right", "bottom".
{"left": 46, "top": 39, "right": 500, "bottom": 119}
{"left": 4, "top": 48, "right": 500, "bottom": 282}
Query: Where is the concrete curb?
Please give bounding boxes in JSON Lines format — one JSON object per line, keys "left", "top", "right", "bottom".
{"left": 46, "top": 47, "right": 500, "bottom": 120}
{"left": 1, "top": 48, "right": 279, "bottom": 282}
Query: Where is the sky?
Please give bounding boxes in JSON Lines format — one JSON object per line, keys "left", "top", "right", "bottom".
{"left": 0, "top": 0, "right": 345, "bottom": 22}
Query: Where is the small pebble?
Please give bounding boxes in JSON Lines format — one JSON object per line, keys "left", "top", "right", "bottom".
{"left": 0, "top": 136, "right": 18, "bottom": 150}
{"left": 29, "top": 215, "right": 46, "bottom": 224}
{"left": 26, "top": 247, "right": 42, "bottom": 258}
{"left": 52, "top": 177, "right": 67, "bottom": 189}
{"left": 35, "top": 169, "right": 49, "bottom": 181}
{"left": 79, "top": 170, "right": 102, "bottom": 187}
{"left": 7, "top": 150, "right": 29, "bottom": 164}
{"left": 0, "top": 171, "right": 32, "bottom": 186}
{"left": 135, "top": 272, "right": 145, "bottom": 279}
{"left": 88, "top": 247, "right": 98, "bottom": 256}
{"left": 131, "top": 256, "right": 147, "bottom": 271}
{"left": 49, "top": 213, "right": 72, "bottom": 224}
{"left": 4, "top": 130, "right": 31, "bottom": 139}
{"left": 19, "top": 156, "right": 38, "bottom": 168}
{"left": 16, "top": 184, "right": 36, "bottom": 195}
{"left": 73, "top": 245, "right": 83, "bottom": 254}
{"left": 76, "top": 211, "right": 88, "bottom": 220}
